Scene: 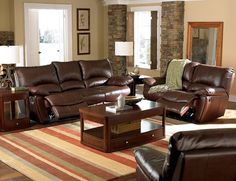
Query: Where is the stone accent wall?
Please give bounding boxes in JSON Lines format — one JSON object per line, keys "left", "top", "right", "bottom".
{"left": 160, "top": 2, "right": 184, "bottom": 75}
{"left": 108, "top": 5, "right": 127, "bottom": 75}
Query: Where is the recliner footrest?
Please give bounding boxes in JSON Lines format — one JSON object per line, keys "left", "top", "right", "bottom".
{"left": 52, "top": 102, "right": 87, "bottom": 119}
{"left": 159, "top": 91, "right": 197, "bottom": 116}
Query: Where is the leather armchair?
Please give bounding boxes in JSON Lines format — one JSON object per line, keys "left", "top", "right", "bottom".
{"left": 134, "top": 128, "right": 236, "bottom": 181}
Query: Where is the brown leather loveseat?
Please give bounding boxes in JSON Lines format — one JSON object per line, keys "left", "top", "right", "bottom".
{"left": 14, "top": 59, "right": 133, "bottom": 123}
{"left": 143, "top": 62, "right": 235, "bottom": 123}
{"left": 134, "top": 128, "right": 236, "bottom": 181}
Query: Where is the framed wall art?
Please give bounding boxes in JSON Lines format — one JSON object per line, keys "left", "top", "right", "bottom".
{"left": 77, "top": 33, "right": 90, "bottom": 55}
{"left": 77, "top": 8, "right": 90, "bottom": 31}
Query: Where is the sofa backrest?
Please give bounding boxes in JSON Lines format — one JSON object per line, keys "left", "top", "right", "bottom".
{"left": 53, "top": 61, "right": 85, "bottom": 91}
{"left": 15, "top": 64, "right": 61, "bottom": 94}
{"left": 189, "top": 64, "right": 235, "bottom": 94}
{"left": 162, "top": 129, "right": 236, "bottom": 181}
{"left": 182, "top": 62, "right": 199, "bottom": 90}
{"left": 79, "top": 59, "right": 113, "bottom": 88}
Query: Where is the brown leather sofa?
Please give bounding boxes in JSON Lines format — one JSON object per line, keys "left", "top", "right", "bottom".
{"left": 14, "top": 59, "right": 133, "bottom": 123}
{"left": 134, "top": 128, "right": 236, "bottom": 181}
{"left": 143, "top": 62, "right": 235, "bottom": 123}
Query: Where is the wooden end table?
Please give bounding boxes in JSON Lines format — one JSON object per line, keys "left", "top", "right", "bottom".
{"left": 0, "top": 89, "right": 30, "bottom": 131}
{"left": 79, "top": 100, "right": 165, "bottom": 152}
{"left": 129, "top": 75, "right": 150, "bottom": 96}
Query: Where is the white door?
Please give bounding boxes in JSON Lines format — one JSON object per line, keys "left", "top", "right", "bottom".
{"left": 24, "top": 4, "right": 72, "bottom": 66}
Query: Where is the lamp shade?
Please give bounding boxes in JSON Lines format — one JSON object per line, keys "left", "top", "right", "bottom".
{"left": 115, "top": 42, "right": 133, "bottom": 56}
{"left": 0, "top": 46, "right": 21, "bottom": 64}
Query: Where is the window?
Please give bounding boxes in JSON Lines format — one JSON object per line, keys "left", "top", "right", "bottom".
{"left": 130, "top": 6, "right": 161, "bottom": 70}
{"left": 134, "top": 11, "right": 151, "bottom": 69}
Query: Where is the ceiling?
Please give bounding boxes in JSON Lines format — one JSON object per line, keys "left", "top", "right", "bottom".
{"left": 103, "top": 0, "right": 202, "bottom": 5}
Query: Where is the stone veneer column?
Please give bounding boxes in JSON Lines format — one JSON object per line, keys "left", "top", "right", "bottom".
{"left": 108, "top": 5, "right": 127, "bottom": 75}
{"left": 160, "top": 2, "right": 184, "bottom": 75}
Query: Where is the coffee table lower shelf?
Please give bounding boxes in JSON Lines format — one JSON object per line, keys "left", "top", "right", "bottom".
{"left": 81, "top": 119, "right": 164, "bottom": 152}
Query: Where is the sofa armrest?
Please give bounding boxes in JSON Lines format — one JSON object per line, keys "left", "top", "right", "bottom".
{"left": 143, "top": 77, "right": 166, "bottom": 86}
{"left": 107, "top": 76, "right": 133, "bottom": 86}
{"left": 195, "top": 87, "right": 227, "bottom": 96}
{"left": 134, "top": 147, "right": 165, "bottom": 181}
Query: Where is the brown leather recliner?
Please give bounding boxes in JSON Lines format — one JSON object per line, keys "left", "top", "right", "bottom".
{"left": 134, "top": 128, "right": 236, "bottom": 181}
{"left": 143, "top": 62, "right": 235, "bottom": 123}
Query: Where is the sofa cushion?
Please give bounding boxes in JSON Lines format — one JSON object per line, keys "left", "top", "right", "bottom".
{"left": 187, "top": 83, "right": 214, "bottom": 92}
{"left": 52, "top": 102, "right": 87, "bottom": 119}
{"left": 29, "top": 84, "right": 61, "bottom": 96}
{"left": 73, "top": 88, "right": 106, "bottom": 105}
{"left": 107, "top": 76, "right": 133, "bottom": 86}
{"left": 79, "top": 59, "right": 113, "bottom": 87}
{"left": 162, "top": 91, "right": 196, "bottom": 103}
{"left": 84, "top": 77, "right": 108, "bottom": 88}
{"left": 45, "top": 91, "right": 84, "bottom": 106}
{"left": 15, "top": 64, "right": 59, "bottom": 87}
{"left": 53, "top": 61, "right": 85, "bottom": 91}
{"left": 94, "top": 86, "right": 131, "bottom": 102}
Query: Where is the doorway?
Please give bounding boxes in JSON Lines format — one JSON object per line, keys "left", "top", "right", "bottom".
{"left": 24, "top": 3, "right": 72, "bottom": 66}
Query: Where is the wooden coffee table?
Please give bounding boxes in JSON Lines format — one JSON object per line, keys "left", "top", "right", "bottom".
{"left": 79, "top": 100, "right": 166, "bottom": 152}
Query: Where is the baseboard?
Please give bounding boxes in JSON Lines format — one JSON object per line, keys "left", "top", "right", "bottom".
{"left": 229, "top": 95, "right": 236, "bottom": 102}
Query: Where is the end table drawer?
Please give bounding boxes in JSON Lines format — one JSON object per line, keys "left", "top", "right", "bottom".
{"left": 2, "top": 118, "right": 30, "bottom": 131}
{"left": 111, "top": 129, "right": 164, "bottom": 151}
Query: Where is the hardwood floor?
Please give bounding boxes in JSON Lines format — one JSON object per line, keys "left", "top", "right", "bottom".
{"left": 0, "top": 101, "right": 235, "bottom": 181}
{"left": 0, "top": 162, "right": 31, "bottom": 181}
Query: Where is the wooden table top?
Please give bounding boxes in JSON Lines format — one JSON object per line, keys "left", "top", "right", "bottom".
{"left": 79, "top": 100, "right": 165, "bottom": 123}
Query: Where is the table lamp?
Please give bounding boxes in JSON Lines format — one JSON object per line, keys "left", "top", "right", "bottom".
{"left": 0, "top": 46, "right": 21, "bottom": 88}
{"left": 115, "top": 41, "right": 133, "bottom": 76}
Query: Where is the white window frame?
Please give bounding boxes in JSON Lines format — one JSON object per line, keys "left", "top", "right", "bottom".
{"left": 131, "top": 6, "right": 161, "bottom": 69}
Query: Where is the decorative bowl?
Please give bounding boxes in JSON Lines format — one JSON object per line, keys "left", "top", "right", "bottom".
{"left": 125, "top": 96, "right": 143, "bottom": 106}
{"left": 129, "top": 72, "right": 140, "bottom": 79}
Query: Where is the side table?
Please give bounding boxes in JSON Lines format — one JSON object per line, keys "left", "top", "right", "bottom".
{"left": 129, "top": 75, "right": 150, "bottom": 96}
{"left": 0, "top": 89, "right": 30, "bottom": 131}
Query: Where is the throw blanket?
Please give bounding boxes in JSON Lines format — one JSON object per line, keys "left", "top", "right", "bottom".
{"left": 149, "top": 59, "right": 190, "bottom": 93}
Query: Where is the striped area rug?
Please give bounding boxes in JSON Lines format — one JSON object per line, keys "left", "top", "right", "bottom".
{"left": 0, "top": 121, "right": 168, "bottom": 181}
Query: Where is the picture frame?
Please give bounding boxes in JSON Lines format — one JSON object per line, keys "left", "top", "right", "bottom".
{"left": 77, "top": 8, "right": 90, "bottom": 31}
{"left": 77, "top": 33, "right": 90, "bottom": 55}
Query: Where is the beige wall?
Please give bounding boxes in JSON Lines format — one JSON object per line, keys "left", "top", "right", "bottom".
{"left": 13, "top": 0, "right": 105, "bottom": 61}
{"left": 184, "top": 0, "right": 236, "bottom": 97}
{"left": 0, "top": 0, "right": 14, "bottom": 31}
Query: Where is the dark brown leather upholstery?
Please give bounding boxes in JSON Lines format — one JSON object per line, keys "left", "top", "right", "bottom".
{"left": 15, "top": 64, "right": 61, "bottom": 95}
{"left": 79, "top": 59, "right": 113, "bottom": 87}
{"left": 143, "top": 61, "right": 235, "bottom": 123}
{"left": 134, "top": 128, "right": 236, "bottom": 181}
{"left": 14, "top": 59, "right": 132, "bottom": 123}
{"left": 53, "top": 61, "right": 85, "bottom": 91}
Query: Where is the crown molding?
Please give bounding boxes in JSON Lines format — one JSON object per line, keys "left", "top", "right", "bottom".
{"left": 103, "top": 0, "right": 202, "bottom": 5}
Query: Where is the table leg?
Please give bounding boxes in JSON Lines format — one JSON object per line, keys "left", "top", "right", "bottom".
{"left": 162, "top": 107, "right": 166, "bottom": 137}
{"left": 103, "top": 120, "right": 111, "bottom": 152}
{"left": 80, "top": 115, "right": 84, "bottom": 142}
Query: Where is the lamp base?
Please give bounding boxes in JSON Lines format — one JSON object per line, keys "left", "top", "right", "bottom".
{"left": 0, "top": 64, "right": 15, "bottom": 88}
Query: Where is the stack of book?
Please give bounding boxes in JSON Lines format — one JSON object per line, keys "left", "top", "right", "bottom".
{"left": 111, "top": 120, "right": 141, "bottom": 134}
{"left": 11, "top": 87, "right": 28, "bottom": 92}
{"left": 105, "top": 105, "right": 132, "bottom": 113}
